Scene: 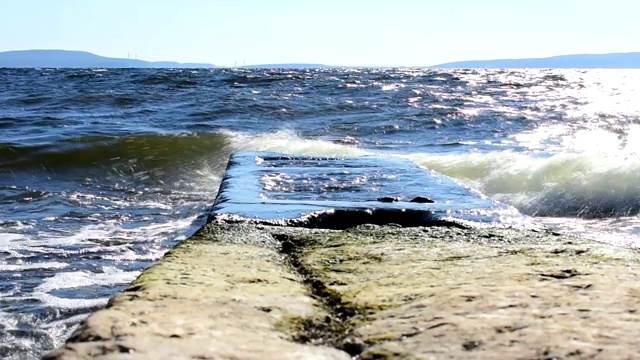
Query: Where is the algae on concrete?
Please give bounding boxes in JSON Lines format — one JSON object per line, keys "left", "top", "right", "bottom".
{"left": 291, "top": 225, "right": 640, "bottom": 359}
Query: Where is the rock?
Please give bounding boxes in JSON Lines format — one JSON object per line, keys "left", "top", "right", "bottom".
{"left": 376, "top": 196, "right": 403, "bottom": 203}
{"left": 409, "top": 196, "right": 435, "bottom": 203}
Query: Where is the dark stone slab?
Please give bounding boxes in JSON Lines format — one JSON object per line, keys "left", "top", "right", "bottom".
{"left": 209, "top": 152, "right": 527, "bottom": 228}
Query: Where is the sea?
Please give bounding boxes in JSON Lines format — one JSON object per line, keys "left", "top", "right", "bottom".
{"left": 1, "top": 67, "right": 639, "bottom": 359}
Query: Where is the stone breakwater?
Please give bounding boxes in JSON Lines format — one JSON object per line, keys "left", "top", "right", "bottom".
{"left": 45, "top": 222, "right": 640, "bottom": 359}
{"left": 43, "top": 153, "right": 640, "bottom": 359}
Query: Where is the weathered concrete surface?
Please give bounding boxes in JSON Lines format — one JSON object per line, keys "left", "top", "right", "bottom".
{"left": 288, "top": 226, "right": 640, "bottom": 359}
{"left": 43, "top": 226, "right": 350, "bottom": 360}
{"left": 45, "top": 223, "right": 640, "bottom": 360}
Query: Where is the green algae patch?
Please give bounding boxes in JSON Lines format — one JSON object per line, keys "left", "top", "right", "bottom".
{"left": 275, "top": 315, "right": 344, "bottom": 348}
{"left": 363, "top": 334, "right": 398, "bottom": 346}
{"left": 359, "top": 349, "right": 418, "bottom": 360}
{"left": 292, "top": 231, "right": 446, "bottom": 312}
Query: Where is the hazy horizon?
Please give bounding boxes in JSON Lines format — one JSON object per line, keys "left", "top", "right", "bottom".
{"left": 3, "top": 48, "right": 640, "bottom": 68}
{"left": 0, "top": 0, "right": 638, "bottom": 67}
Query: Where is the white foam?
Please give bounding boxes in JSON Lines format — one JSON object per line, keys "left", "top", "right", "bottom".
{"left": 35, "top": 267, "right": 138, "bottom": 293}
{"left": 0, "top": 233, "right": 30, "bottom": 259}
{"left": 514, "top": 124, "right": 640, "bottom": 155}
{"left": 0, "top": 262, "right": 68, "bottom": 272}
{"left": 25, "top": 213, "right": 200, "bottom": 251}
{"left": 41, "top": 314, "right": 84, "bottom": 350}
{"left": 223, "top": 129, "right": 372, "bottom": 157}
{"left": 0, "top": 309, "right": 19, "bottom": 329}
{"left": 538, "top": 216, "right": 640, "bottom": 248}
{"left": 0, "top": 308, "right": 84, "bottom": 359}
{"left": 35, "top": 226, "right": 116, "bottom": 247}
{"left": 101, "top": 247, "right": 167, "bottom": 262}
{"left": 41, "top": 313, "right": 88, "bottom": 330}
{"left": 0, "top": 212, "right": 200, "bottom": 304}
{"left": 0, "top": 233, "right": 29, "bottom": 243}
{"left": 32, "top": 293, "right": 108, "bottom": 310}
{"left": 406, "top": 146, "right": 640, "bottom": 217}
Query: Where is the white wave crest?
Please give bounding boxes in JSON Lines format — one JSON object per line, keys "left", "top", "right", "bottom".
{"left": 31, "top": 293, "right": 108, "bottom": 310}
{"left": 223, "top": 129, "right": 371, "bottom": 157}
{"left": 407, "top": 149, "right": 640, "bottom": 218}
{"left": 35, "top": 267, "right": 138, "bottom": 293}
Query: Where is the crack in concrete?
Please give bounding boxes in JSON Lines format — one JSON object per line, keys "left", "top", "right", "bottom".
{"left": 275, "top": 232, "right": 367, "bottom": 358}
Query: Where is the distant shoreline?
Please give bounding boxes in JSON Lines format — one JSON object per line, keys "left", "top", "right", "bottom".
{"left": 0, "top": 49, "right": 215, "bottom": 69}
{"left": 430, "top": 52, "right": 640, "bottom": 69}
{"left": 1, "top": 49, "right": 639, "bottom": 69}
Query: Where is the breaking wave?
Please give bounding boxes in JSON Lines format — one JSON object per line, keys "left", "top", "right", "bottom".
{"left": 409, "top": 150, "right": 640, "bottom": 218}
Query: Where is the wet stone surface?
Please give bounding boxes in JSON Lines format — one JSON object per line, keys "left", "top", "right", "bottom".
{"left": 209, "top": 152, "right": 523, "bottom": 225}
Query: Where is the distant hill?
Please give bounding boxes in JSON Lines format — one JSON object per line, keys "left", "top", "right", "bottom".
{"left": 5, "top": 49, "right": 638, "bottom": 70}
{"left": 432, "top": 52, "right": 640, "bottom": 69}
{"left": 0, "top": 50, "right": 215, "bottom": 68}
{"left": 241, "top": 63, "right": 332, "bottom": 69}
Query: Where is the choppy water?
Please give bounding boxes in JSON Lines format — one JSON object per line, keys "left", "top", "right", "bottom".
{"left": 1, "top": 67, "right": 639, "bottom": 358}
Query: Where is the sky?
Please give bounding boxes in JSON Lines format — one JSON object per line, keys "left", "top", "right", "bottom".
{"left": 0, "top": 0, "right": 638, "bottom": 67}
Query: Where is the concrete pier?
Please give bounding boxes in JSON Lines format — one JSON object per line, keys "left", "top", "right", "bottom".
{"left": 44, "top": 153, "right": 640, "bottom": 359}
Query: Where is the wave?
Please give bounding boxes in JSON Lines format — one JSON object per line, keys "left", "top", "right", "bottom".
{"left": 4, "top": 128, "right": 639, "bottom": 220}
{"left": 407, "top": 150, "right": 640, "bottom": 218}
{"left": 221, "top": 130, "right": 640, "bottom": 219}
{"left": 34, "top": 267, "right": 137, "bottom": 293}
{"left": 222, "top": 129, "right": 372, "bottom": 156}
{"left": 0, "top": 133, "right": 231, "bottom": 177}
{"left": 131, "top": 72, "right": 200, "bottom": 87}
{"left": 212, "top": 130, "right": 640, "bottom": 220}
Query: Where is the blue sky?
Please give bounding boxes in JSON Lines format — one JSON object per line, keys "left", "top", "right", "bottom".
{"left": 0, "top": 0, "right": 638, "bottom": 66}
